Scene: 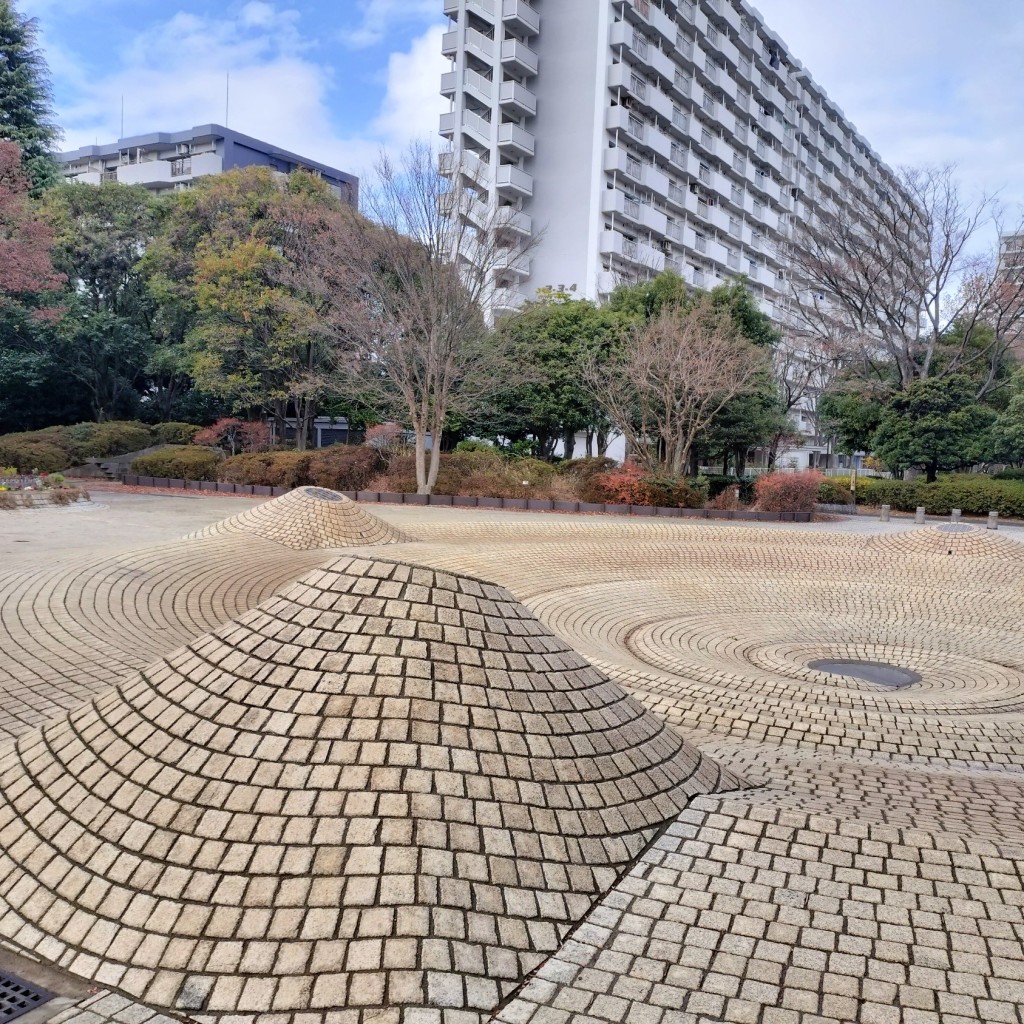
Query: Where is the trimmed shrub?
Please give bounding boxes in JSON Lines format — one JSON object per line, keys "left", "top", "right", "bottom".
{"left": 218, "top": 450, "right": 313, "bottom": 489}
{"left": 151, "top": 422, "right": 202, "bottom": 445}
{"left": 0, "top": 439, "right": 69, "bottom": 473}
{"left": 557, "top": 456, "right": 618, "bottom": 482}
{"left": 703, "top": 475, "right": 757, "bottom": 504}
{"left": 993, "top": 468, "right": 1024, "bottom": 481}
{"left": 64, "top": 421, "right": 154, "bottom": 460}
{"left": 818, "top": 478, "right": 854, "bottom": 505}
{"left": 307, "top": 446, "right": 385, "bottom": 491}
{"left": 753, "top": 471, "right": 824, "bottom": 513}
{"left": 132, "top": 446, "right": 222, "bottom": 482}
{"left": 857, "top": 474, "right": 1024, "bottom": 518}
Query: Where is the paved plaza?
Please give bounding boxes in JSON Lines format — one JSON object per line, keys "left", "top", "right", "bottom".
{"left": 1, "top": 490, "right": 1023, "bottom": 1024}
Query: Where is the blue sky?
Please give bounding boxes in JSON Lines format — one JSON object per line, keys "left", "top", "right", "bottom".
{"left": 22, "top": 0, "right": 1024, "bottom": 225}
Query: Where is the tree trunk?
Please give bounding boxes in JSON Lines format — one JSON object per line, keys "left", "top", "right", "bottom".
{"left": 735, "top": 449, "right": 747, "bottom": 477}
{"left": 426, "top": 423, "right": 443, "bottom": 493}
{"left": 926, "top": 462, "right": 938, "bottom": 484}
{"left": 597, "top": 428, "right": 609, "bottom": 457}
{"left": 562, "top": 430, "right": 576, "bottom": 461}
{"left": 415, "top": 429, "right": 429, "bottom": 494}
{"left": 585, "top": 429, "right": 595, "bottom": 457}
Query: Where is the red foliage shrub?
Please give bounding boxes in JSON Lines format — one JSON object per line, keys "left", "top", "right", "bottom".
{"left": 580, "top": 463, "right": 705, "bottom": 508}
{"left": 218, "top": 451, "right": 312, "bottom": 488}
{"left": 753, "top": 470, "right": 824, "bottom": 513}
{"left": 195, "top": 418, "right": 271, "bottom": 454}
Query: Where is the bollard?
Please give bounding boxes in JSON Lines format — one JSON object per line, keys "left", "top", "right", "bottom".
{"left": 915, "top": 506, "right": 926, "bottom": 525}
{"left": 879, "top": 504, "right": 890, "bottom": 523}
{"left": 988, "top": 511, "right": 999, "bottom": 531}
{"left": 951, "top": 508, "right": 961, "bottom": 524}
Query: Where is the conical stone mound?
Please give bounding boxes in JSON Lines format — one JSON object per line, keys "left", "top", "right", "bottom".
{"left": 189, "top": 486, "right": 410, "bottom": 549}
{"left": 0, "top": 557, "right": 736, "bottom": 1023}
{"left": 868, "top": 524, "right": 1024, "bottom": 559}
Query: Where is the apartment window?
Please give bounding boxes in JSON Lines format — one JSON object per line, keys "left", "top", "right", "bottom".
{"left": 635, "top": 0, "right": 651, "bottom": 15}
{"left": 736, "top": 90, "right": 749, "bottom": 112}
{"left": 171, "top": 157, "right": 191, "bottom": 177}
{"left": 676, "top": 33, "right": 694, "bottom": 58}
{"left": 671, "top": 142, "right": 686, "bottom": 166}
{"left": 748, "top": 259, "right": 759, "bottom": 279}
{"left": 732, "top": 154, "right": 746, "bottom": 175}
{"left": 704, "top": 58, "right": 718, "bottom": 83}
{"left": 697, "top": 198, "right": 710, "bottom": 219}
{"left": 701, "top": 127, "right": 713, "bottom": 149}
{"left": 630, "top": 73, "right": 647, "bottom": 99}
{"left": 706, "top": 24, "right": 719, "bottom": 46}
{"left": 699, "top": 162, "right": 711, "bottom": 184}
{"left": 729, "top": 216, "right": 740, "bottom": 236}
{"left": 753, "top": 199, "right": 763, "bottom": 218}
{"left": 673, "top": 107, "right": 689, "bottom": 132}
{"left": 633, "top": 33, "right": 650, "bottom": 59}
{"left": 675, "top": 70, "right": 692, "bottom": 96}
{"left": 727, "top": 249, "right": 740, "bottom": 269}
{"left": 693, "top": 267, "right": 706, "bottom": 287}
{"left": 702, "top": 93, "right": 716, "bottom": 116}
{"left": 731, "top": 184, "right": 743, "bottom": 205}
{"left": 739, "top": 57, "right": 752, "bottom": 80}
{"left": 624, "top": 195, "right": 642, "bottom": 219}
{"left": 623, "top": 237, "right": 639, "bottom": 259}
{"left": 751, "top": 230, "right": 762, "bottom": 249}
{"left": 627, "top": 115, "right": 645, "bottom": 140}
{"left": 626, "top": 153, "right": 643, "bottom": 179}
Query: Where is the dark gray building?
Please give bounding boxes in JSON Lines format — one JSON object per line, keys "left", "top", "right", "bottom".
{"left": 58, "top": 124, "right": 357, "bottom": 205}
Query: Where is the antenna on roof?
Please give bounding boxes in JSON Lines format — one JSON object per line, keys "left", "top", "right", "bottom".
{"left": 225, "top": 72, "right": 230, "bottom": 128}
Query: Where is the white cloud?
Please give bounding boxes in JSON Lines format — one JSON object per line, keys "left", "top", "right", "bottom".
{"left": 48, "top": 3, "right": 448, "bottom": 190}
{"left": 341, "top": 0, "right": 440, "bottom": 49}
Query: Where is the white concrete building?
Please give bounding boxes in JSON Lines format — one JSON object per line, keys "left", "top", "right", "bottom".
{"left": 440, "top": 0, "right": 903, "bottom": 468}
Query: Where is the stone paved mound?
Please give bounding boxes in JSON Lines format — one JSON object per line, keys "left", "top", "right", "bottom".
{"left": 867, "top": 523, "right": 1024, "bottom": 559}
{"left": 0, "top": 556, "right": 735, "bottom": 1023}
{"left": 188, "top": 486, "right": 410, "bottom": 549}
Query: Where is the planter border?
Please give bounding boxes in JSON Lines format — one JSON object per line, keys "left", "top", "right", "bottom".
{"left": 109, "top": 475, "right": 816, "bottom": 520}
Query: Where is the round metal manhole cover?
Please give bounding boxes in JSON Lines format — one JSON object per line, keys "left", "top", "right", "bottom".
{"left": 936, "top": 523, "right": 973, "bottom": 534}
{"left": 301, "top": 487, "right": 345, "bottom": 502}
{"left": 807, "top": 659, "right": 922, "bottom": 688}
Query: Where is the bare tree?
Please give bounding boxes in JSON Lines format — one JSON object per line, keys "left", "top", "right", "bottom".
{"left": 585, "top": 294, "right": 768, "bottom": 476}
{"left": 782, "top": 164, "right": 1024, "bottom": 398}
{"left": 335, "top": 143, "right": 535, "bottom": 493}
{"left": 768, "top": 331, "right": 844, "bottom": 464}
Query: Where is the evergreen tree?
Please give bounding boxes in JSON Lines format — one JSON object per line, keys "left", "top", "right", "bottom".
{"left": 0, "top": 0, "right": 61, "bottom": 194}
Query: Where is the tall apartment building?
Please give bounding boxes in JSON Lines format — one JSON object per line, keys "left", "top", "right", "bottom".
{"left": 439, "top": 0, "right": 899, "bottom": 322}
{"left": 999, "top": 232, "right": 1024, "bottom": 361}
{"left": 59, "top": 124, "right": 358, "bottom": 206}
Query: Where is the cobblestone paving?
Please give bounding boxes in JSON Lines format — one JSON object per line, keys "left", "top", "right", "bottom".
{"left": 1, "top": 497, "right": 1023, "bottom": 1022}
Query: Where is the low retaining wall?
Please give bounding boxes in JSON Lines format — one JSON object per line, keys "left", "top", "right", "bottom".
{"left": 122, "top": 475, "right": 813, "bottom": 522}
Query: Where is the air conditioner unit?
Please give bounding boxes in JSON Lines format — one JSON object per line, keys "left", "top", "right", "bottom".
{"left": 689, "top": 183, "right": 700, "bottom": 194}
{"left": 661, "top": 240, "right": 672, "bottom": 254}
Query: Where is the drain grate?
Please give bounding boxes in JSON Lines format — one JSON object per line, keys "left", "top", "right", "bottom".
{"left": 0, "top": 972, "right": 52, "bottom": 1022}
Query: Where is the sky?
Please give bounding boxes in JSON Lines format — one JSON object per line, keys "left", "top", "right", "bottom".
{"left": 22, "top": 0, "right": 1024, "bottom": 226}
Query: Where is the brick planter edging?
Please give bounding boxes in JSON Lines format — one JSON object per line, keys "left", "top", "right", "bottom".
{"left": 118, "top": 475, "right": 812, "bottom": 522}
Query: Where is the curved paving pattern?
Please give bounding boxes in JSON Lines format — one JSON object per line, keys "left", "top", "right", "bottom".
{"left": 0, "top": 556, "right": 733, "bottom": 1022}
{"left": 2, "top": 503, "right": 1024, "bottom": 1024}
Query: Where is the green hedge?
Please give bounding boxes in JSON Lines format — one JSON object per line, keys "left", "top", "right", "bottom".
{"left": 857, "top": 475, "right": 1024, "bottom": 518}
{"left": 131, "top": 446, "right": 222, "bottom": 481}
{"left": 217, "top": 446, "right": 385, "bottom": 491}
{"left": 992, "top": 468, "right": 1024, "bottom": 481}
{"left": 702, "top": 475, "right": 757, "bottom": 504}
{"left": 0, "top": 420, "right": 204, "bottom": 471}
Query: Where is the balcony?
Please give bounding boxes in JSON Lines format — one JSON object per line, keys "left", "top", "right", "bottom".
{"left": 441, "top": 30, "right": 458, "bottom": 57}
{"left": 497, "top": 121, "right": 535, "bottom": 157}
{"left": 440, "top": 71, "right": 457, "bottom": 99}
{"left": 465, "top": 26, "right": 496, "bottom": 63}
{"left": 502, "top": 0, "right": 539, "bottom": 36}
{"left": 444, "top": 0, "right": 497, "bottom": 19}
{"left": 499, "top": 78, "right": 537, "bottom": 116}
{"left": 495, "top": 206, "right": 532, "bottom": 236}
{"left": 462, "top": 67, "right": 494, "bottom": 105}
{"left": 492, "top": 287, "right": 527, "bottom": 314}
{"left": 440, "top": 149, "right": 491, "bottom": 189}
{"left": 501, "top": 37, "right": 539, "bottom": 77}
{"left": 496, "top": 164, "right": 533, "bottom": 197}
{"left": 494, "top": 247, "right": 531, "bottom": 277}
